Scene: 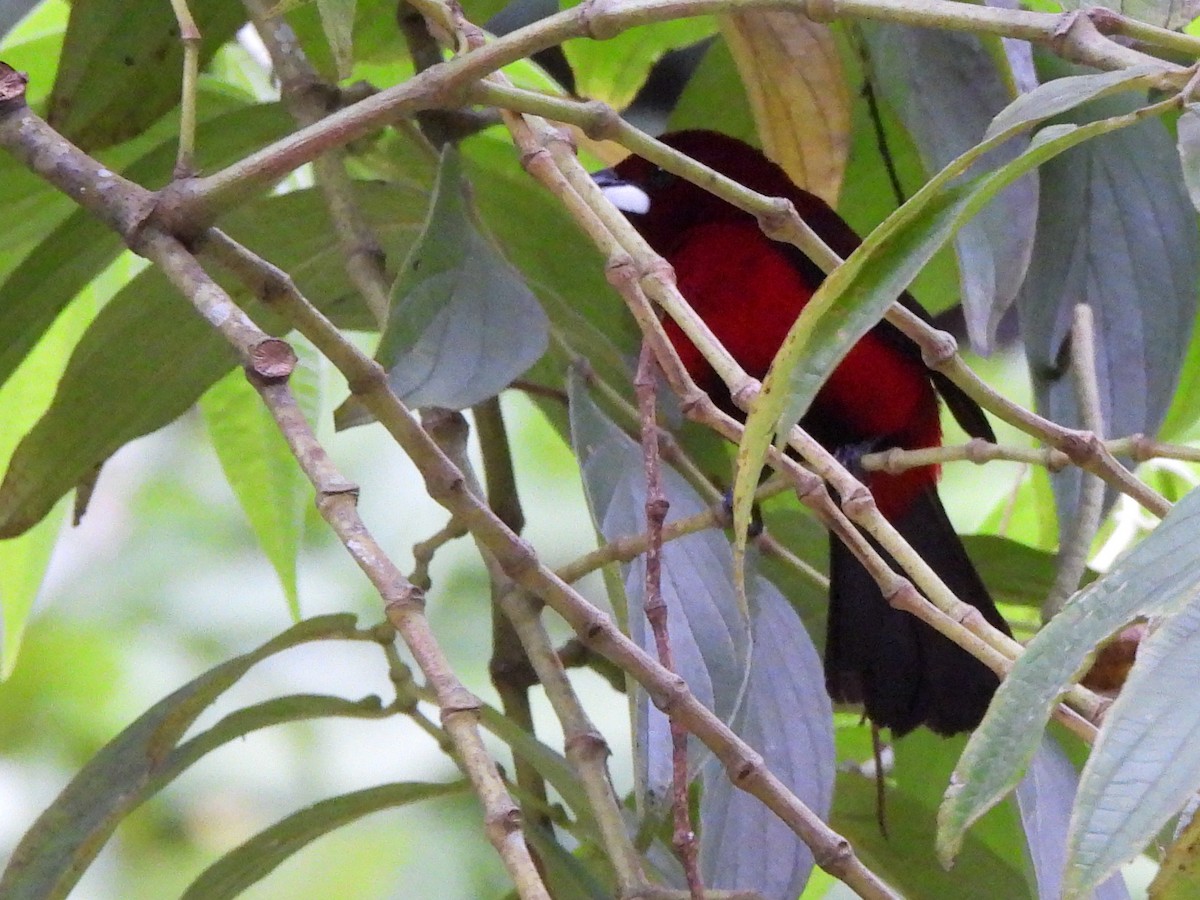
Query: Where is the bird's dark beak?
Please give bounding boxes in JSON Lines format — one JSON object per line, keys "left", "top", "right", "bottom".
{"left": 593, "top": 168, "right": 651, "bottom": 215}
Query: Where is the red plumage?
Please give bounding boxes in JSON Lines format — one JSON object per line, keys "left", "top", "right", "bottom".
{"left": 608, "top": 130, "right": 1011, "bottom": 735}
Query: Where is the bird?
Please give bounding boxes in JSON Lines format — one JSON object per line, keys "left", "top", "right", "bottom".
{"left": 598, "top": 129, "right": 1011, "bottom": 735}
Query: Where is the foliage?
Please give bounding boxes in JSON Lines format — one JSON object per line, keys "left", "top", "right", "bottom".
{"left": 2, "top": 0, "right": 1200, "bottom": 897}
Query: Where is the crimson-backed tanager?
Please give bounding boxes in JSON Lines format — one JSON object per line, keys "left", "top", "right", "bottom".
{"left": 599, "top": 130, "right": 1011, "bottom": 736}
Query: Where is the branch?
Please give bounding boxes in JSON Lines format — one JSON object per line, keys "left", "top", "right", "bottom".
{"left": 0, "top": 78, "right": 549, "bottom": 900}
{"left": 201, "top": 232, "right": 897, "bottom": 897}
{"left": 1044, "top": 304, "right": 1106, "bottom": 619}
{"left": 148, "top": 0, "right": 1190, "bottom": 231}
{"left": 636, "top": 344, "right": 704, "bottom": 898}
{"left": 244, "top": 0, "right": 394, "bottom": 325}
{"left": 500, "top": 103, "right": 1101, "bottom": 743}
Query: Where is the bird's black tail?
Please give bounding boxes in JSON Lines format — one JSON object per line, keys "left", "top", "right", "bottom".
{"left": 823, "top": 486, "right": 1011, "bottom": 736}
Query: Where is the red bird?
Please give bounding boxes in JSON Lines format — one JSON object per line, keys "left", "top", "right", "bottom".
{"left": 601, "top": 130, "right": 1011, "bottom": 736}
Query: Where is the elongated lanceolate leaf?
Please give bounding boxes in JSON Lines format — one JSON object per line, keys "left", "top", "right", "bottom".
{"left": 863, "top": 23, "right": 1037, "bottom": 353}
{"left": 939, "top": 487, "right": 1200, "bottom": 870}
{"left": 366, "top": 146, "right": 548, "bottom": 413}
{"left": 201, "top": 364, "right": 311, "bottom": 618}
{"left": 731, "top": 68, "right": 1175, "bottom": 578}
{"left": 568, "top": 369, "right": 751, "bottom": 812}
{"left": 47, "top": 0, "right": 247, "bottom": 150}
{"left": 181, "top": 780, "right": 466, "bottom": 900}
{"left": 700, "top": 577, "right": 834, "bottom": 899}
{"left": 0, "top": 615, "right": 376, "bottom": 900}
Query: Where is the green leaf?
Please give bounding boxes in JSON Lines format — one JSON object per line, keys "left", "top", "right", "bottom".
{"left": 668, "top": 37, "right": 757, "bottom": 143}
{"left": 348, "top": 145, "right": 548, "bottom": 416}
{"left": 730, "top": 70, "right": 1174, "bottom": 565}
{"left": 832, "top": 728, "right": 1032, "bottom": 898}
{"left": 0, "top": 274, "right": 97, "bottom": 677}
{"left": 47, "top": 0, "right": 247, "bottom": 150}
{"left": 559, "top": 0, "right": 715, "bottom": 111}
{"left": 834, "top": 25, "right": 960, "bottom": 316}
{"left": 938, "top": 487, "right": 1200, "bottom": 870}
{"left": 523, "top": 823, "right": 614, "bottom": 900}
{"left": 0, "top": 615, "right": 377, "bottom": 900}
{"left": 200, "top": 367, "right": 310, "bottom": 618}
{"left": 181, "top": 780, "right": 466, "bottom": 900}
{"left": 0, "top": 181, "right": 430, "bottom": 540}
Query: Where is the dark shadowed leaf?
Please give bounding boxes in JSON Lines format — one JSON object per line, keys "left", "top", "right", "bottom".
{"left": 47, "top": 0, "right": 247, "bottom": 149}
{"left": 0, "top": 615, "right": 382, "bottom": 900}
{"left": 1018, "top": 76, "right": 1199, "bottom": 556}
{"left": 367, "top": 146, "right": 547, "bottom": 412}
{"left": 939, "top": 487, "right": 1200, "bottom": 870}
{"left": 181, "top": 780, "right": 466, "bottom": 900}
{"left": 568, "top": 370, "right": 751, "bottom": 811}
{"left": 200, "top": 364, "right": 311, "bottom": 618}
{"left": 0, "top": 183, "right": 429, "bottom": 539}
{"left": 862, "top": 23, "right": 1037, "bottom": 353}
{"left": 1015, "top": 737, "right": 1130, "bottom": 900}
{"left": 700, "top": 576, "right": 833, "bottom": 898}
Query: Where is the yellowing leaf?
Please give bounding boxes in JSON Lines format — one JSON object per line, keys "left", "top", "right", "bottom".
{"left": 720, "top": 11, "right": 851, "bottom": 204}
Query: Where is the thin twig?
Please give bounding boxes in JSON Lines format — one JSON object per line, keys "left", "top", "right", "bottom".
{"left": 167, "top": 0, "right": 201, "bottom": 177}
{"left": 636, "top": 344, "right": 704, "bottom": 899}
{"left": 243, "top": 0, "right": 395, "bottom": 326}
{"left": 410, "top": 517, "right": 469, "bottom": 590}
{"left": 1044, "top": 305, "right": 1106, "bottom": 619}
{"left": 153, "top": 244, "right": 548, "bottom": 900}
